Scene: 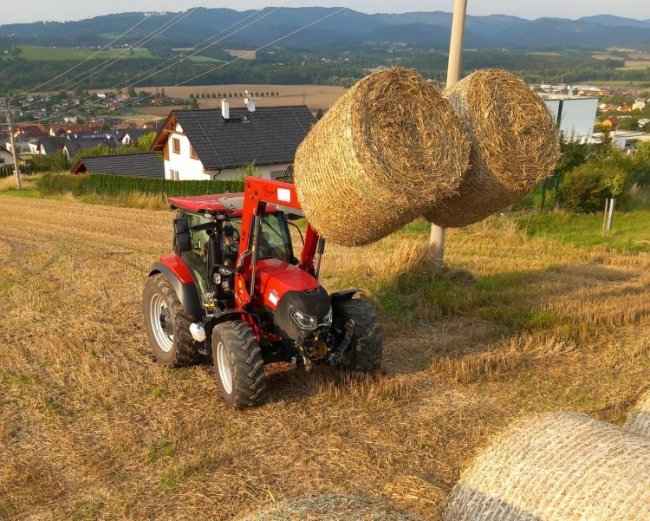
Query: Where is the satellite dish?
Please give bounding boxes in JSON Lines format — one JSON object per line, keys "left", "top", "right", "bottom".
{"left": 245, "top": 97, "right": 256, "bottom": 113}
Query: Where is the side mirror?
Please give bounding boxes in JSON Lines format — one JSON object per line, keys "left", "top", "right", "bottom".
{"left": 174, "top": 217, "right": 192, "bottom": 254}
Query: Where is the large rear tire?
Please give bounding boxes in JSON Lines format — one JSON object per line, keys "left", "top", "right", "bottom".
{"left": 143, "top": 274, "right": 201, "bottom": 367}
{"left": 212, "top": 321, "right": 267, "bottom": 410}
{"left": 333, "top": 299, "right": 383, "bottom": 372}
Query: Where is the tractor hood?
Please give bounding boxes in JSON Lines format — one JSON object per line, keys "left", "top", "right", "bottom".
{"left": 255, "top": 259, "right": 331, "bottom": 340}
{"left": 255, "top": 259, "right": 320, "bottom": 309}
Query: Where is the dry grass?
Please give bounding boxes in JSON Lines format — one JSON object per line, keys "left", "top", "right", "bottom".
{"left": 237, "top": 494, "right": 423, "bottom": 520}
{"left": 626, "top": 390, "right": 650, "bottom": 437}
{"left": 133, "top": 84, "right": 347, "bottom": 115}
{"left": 226, "top": 49, "right": 257, "bottom": 60}
{"left": 0, "top": 175, "right": 18, "bottom": 192}
{"left": 295, "top": 68, "right": 469, "bottom": 246}
{"left": 0, "top": 196, "right": 649, "bottom": 520}
{"left": 443, "top": 412, "right": 650, "bottom": 521}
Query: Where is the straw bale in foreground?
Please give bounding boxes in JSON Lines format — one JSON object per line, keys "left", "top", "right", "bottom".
{"left": 443, "top": 412, "right": 650, "bottom": 521}
{"left": 425, "top": 69, "right": 560, "bottom": 228}
{"left": 626, "top": 390, "right": 650, "bottom": 437}
{"left": 295, "top": 68, "right": 469, "bottom": 246}
{"left": 238, "top": 494, "right": 422, "bottom": 520}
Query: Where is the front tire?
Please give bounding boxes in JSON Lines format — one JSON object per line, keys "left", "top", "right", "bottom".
{"left": 143, "top": 274, "right": 201, "bottom": 367}
{"left": 333, "top": 299, "right": 383, "bottom": 372}
{"left": 212, "top": 321, "right": 267, "bottom": 409}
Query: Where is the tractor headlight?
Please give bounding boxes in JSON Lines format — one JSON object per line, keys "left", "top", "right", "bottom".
{"left": 291, "top": 310, "right": 318, "bottom": 331}
{"left": 323, "top": 306, "right": 333, "bottom": 327}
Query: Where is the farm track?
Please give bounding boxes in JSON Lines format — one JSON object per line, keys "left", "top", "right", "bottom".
{"left": 0, "top": 195, "right": 648, "bottom": 520}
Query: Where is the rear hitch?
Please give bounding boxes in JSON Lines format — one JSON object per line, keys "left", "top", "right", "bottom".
{"left": 328, "top": 319, "right": 355, "bottom": 366}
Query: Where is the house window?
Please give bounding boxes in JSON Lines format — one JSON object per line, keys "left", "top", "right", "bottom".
{"left": 172, "top": 138, "right": 181, "bottom": 155}
{"left": 169, "top": 169, "right": 180, "bottom": 181}
{"left": 190, "top": 145, "right": 198, "bottom": 159}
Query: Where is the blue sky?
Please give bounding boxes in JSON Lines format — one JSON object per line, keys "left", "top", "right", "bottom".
{"left": 3, "top": 1, "right": 650, "bottom": 24}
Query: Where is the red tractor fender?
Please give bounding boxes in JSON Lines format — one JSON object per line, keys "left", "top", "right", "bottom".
{"left": 148, "top": 254, "right": 203, "bottom": 319}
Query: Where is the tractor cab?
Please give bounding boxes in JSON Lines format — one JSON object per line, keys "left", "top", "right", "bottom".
{"left": 143, "top": 178, "right": 383, "bottom": 409}
{"left": 167, "top": 193, "right": 300, "bottom": 310}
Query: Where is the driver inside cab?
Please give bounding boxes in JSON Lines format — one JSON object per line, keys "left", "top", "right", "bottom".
{"left": 222, "top": 223, "right": 239, "bottom": 267}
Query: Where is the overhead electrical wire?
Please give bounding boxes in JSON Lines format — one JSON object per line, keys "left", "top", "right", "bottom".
{"left": 11, "top": 2, "right": 290, "bottom": 121}
{"left": 16, "top": 4, "right": 206, "bottom": 111}
{"left": 5, "top": 6, "right": 345, "bottom": 127}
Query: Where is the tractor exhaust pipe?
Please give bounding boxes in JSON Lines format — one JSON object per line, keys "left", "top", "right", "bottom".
{"left": 313, "top": 237, "right": 326, "bottom": 279}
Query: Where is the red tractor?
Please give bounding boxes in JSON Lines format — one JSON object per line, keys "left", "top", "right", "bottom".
{"left": 143, "top": 177, "right": 383, "bottom": 409}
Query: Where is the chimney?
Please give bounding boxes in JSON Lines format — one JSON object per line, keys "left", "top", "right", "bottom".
{"left": 221, "top": 99, "right": 230, "bottom": 120}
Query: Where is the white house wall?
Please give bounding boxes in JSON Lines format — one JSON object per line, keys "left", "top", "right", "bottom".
{"left": 164, "top": 130, "right": 207, "bottom": 180}
{"left": 0, "top": 149, "right": 14, "bottom": 165}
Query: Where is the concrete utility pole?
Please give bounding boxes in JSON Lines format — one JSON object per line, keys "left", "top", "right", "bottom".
{"left": 3, "top": 98, "right": 22, "bottom": 190}
{"left": 429, "top": 0, "right": 468, "bottom": 266}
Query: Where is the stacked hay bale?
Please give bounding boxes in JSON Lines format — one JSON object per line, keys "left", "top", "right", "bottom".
{"left": 626, "top": 390, "right": 650, "bottom": 437}
{"left": 443, "top": 412, "right": 650, "bottom": 521}
{"left": 294, "top": 68, "right": 470, "bottom": 246}
{"left": 425, "top": 69, "right": 560, "bottom": 228}
{"left": 238, "top": 494, "right": 422, "bottom": 520}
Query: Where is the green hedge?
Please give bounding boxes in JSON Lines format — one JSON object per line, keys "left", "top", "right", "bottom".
{"left": 0, "top": 164, "right": 50, "bottom": 178}
{"left": 38, "top": 173, "right": 244, "bottom": 197}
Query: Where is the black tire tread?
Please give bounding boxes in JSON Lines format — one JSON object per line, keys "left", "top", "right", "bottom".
{"left": 336, "top": 299, "right": 383, "bottom": 372}
{"left": 212, "top": 321, "right": 267, "bottom": 409}
{"left": 144, "top": 274, "right": 200, "bottom": 368}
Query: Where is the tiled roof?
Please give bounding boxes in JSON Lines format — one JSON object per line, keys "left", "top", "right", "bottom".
{"left": 64, "top": 135, "right": 118, "bottom": 156}
{"left": 157, "top": 106, "right": 315, "bottom": 170}
{"left": 39, "top": 136, "right": 66, "bottom": 155}
{"left": 71, "top": 153, "right": 164, "bottom": 179}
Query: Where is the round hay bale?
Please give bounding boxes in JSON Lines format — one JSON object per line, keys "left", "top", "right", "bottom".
{"left": 626, "top": 390, "right": 650, "bottom": 437}
{"left": 294, "top": 68, "right": 470, "bottom": 246}
{"left": 424, "top": 69, "right": 560, "bottom": 228}
{"left": 443, "top": 412, "right": 650, "bottom": 521}
{"left": 238, "top": 494, "right": 422, "bottom": 520}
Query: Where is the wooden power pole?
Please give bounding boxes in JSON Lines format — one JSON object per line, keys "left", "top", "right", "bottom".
{"left": 3, "top": 98, "right": 22, "bottom": 190}
{"left": 429, "top": 0, "right": 468, "bottom": 265}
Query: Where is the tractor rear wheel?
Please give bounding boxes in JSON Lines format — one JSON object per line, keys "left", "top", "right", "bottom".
{"left": 212, "top": 321, "right": 267, "bottom": 409}
{"left": 334, "top": 299, "right": 383, "bottom": 373}
{"left": 143, "top": 274, "right": 200, "bottom": 367}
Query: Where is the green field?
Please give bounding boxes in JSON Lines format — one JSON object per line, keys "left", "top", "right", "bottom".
{"left": 1, "top": 45, "right": 154, "bottom": 61}
{"left": 188, "top": 55, "right": 222, "bottom": 63}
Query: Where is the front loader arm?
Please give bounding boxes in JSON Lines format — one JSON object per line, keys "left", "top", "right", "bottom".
{"left": 234, "top": 176, "right": 320, "bottom": 306}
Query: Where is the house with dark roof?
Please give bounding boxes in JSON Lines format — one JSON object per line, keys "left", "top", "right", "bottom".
{"left": 150, "top": 102, "right": 315, "bottom": 181}
{"left": 0, "top": 145, "right": 14, "bottom": 166}
{"left": 118, "top": 128, "right": 151, "bottom": 146}
{"left": 36, "top": 136, "right": 67, "bottom": 156}
{"left": 71, "top": 153, "right": 164, "bottom": 179}
{"left": 62, "top": 134, "right": 119, "bottom": 159}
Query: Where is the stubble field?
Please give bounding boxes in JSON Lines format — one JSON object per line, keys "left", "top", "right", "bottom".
{"left": 0, "top": 194, "right": 648, "bottom": 520}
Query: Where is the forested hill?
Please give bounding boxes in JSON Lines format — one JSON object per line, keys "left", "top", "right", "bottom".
{"left": 1, "top": 8, "right": 650, "bottom": 50}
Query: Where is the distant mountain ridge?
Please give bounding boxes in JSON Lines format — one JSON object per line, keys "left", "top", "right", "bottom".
{"left": 1, "top": 8, "right": 649, "bottom": 50}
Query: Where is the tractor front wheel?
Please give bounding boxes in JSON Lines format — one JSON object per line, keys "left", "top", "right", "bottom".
{"left": 334, "top": 299, "right": 383, "bottom": 373}
{"left": 143, "top": 274, "right": 200, "bottom": 367}
{"left": 212, "top": 321, "right": 267, "bottom": 409}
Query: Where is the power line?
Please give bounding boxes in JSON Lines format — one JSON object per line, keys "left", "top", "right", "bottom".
{"left": 14, "top": 10, "right": 161, "bottom": 99}
{"left": 17, "top": 6, "right": 205, "bottom": 111}
{"left": 11, "top": 4, "right": 295, "bottom": 125}
{"left": 6, "top": 7, "right": 345, "bottom": 126}
{"left": 13, "top": 3, "right": 283, "bottom": 119}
